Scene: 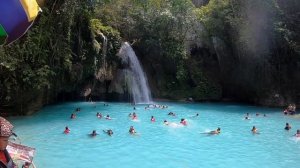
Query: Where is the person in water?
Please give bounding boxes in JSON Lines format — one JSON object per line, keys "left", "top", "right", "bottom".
{"left": 192, "top": 113, "right": 199, "bottom": 118}
{"left": 0, "top": 117, "right": 17, "bottom": 168}
{"left": 244, "top": 113, "right": 251, "bottom": 120}
{"left": 164, "top": 120, "right": 169, "bottom": 125}
{"left": 294, "top": 130, "right": 300, "bottom": 137}
{"left": 151, "top": 116, "right": 155, "bottom": 122}
{"left": 209, "top": 128, "right": 221, "bottom": 134}
{"left": 168, "top": 112, "right": 176, "bottom": 116}
{"left": 106, "top": 115, "right": 111, "bottom": 120}
{"left": 129, "top": 126, "right": 136, "bottom": 134}
{"left": 132, "top": 112, "right": 137, "bottom": 120}
{"left": 64, "top": 126, "right": 70, "bottom": 134}
{"left": 180, "top": 118, "right": 187, "bottom": 126}
{"left": 104, "top": 129, "right": 113, "bottom": 136}
{"left": 251, "top": 126, "right": 259, "bottom": 134}
{"left": 90, "top": 130, "right": 98, "bottom": 137}
{"left": 70, "top": 113, "right": 76, "bottom": 119}
{"left": 284, "top": 123, "right": 291, "bottom": 131}
{"left": 97, "top": 113, "right": 102, "bottom": 119}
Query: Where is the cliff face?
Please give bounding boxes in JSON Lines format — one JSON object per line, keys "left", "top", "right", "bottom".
{"left": 1, "top": 0, "right": 300, "bottom": 116}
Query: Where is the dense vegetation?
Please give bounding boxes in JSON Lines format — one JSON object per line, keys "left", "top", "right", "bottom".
{"left": 0, "top": 0, "right": 299, "bottom": 115}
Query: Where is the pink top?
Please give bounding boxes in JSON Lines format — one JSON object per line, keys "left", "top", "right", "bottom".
{"left": 180, "top": 120, "right": 187, "bottom": 126}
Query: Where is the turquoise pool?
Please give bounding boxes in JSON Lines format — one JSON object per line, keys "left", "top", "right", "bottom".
{"left": 9, "top": 102, "right": 300, "bottom": 168}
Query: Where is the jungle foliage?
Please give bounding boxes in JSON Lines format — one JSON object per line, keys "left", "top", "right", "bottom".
{"left": 0, "top": 0, "right": 299, "bottom": 114}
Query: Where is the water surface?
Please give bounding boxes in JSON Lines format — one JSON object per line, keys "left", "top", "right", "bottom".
{"left": 10, "top": 102, "right": 300, "bottom": 168}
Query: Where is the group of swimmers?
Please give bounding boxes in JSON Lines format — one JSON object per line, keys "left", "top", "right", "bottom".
{"left": 244, "top": 113, "right": 300, "bottom": 136}
{"left": 64, "top": 103, "right": 300, "bottom": 138}
{"left": 284, "top": 123, "right": 300, "bottom": 137}
{"left": 283, "top": 104, "right": 297, "bottom": 115}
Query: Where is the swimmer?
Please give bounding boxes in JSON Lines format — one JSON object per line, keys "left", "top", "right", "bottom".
{"left": 168, "top": 112, "right": 176, "bottom": 116}
{"left": 97, "top": 112, "right": 102, "bottom": 118}
{"left": 294, "top": 130, "right": 300, "bottom": 137}
{"left": 128, "top": 113, "right": 132, "bottom": 117}
{"left": 256, "top": 113, "right": 260, "bottom": 116}
{"left": 245, "top": 116, "right": 250, "bottom": 120}
{"left": 129, "top": 126, "right": 136, "bottom": 134}
{"left": 251, "top": 126, "right": 259, "bottom": 134}
{"left": 70, "top": 113, "right": 76, "bottom": 119}
{"left": 263, "top": 114, "right": 267, "bottom": 117}
{"left": 133, "top": 107, "right": 136, "bottom": 110}
{"left": 103, "top": 129, "right": 113, "bottom": 136}
{"left": 284, "top": 123, "right": 291, "bottom": 131}
{"left": 151, "top": 116, "right": 155, "bottom": 122}
{"left": 132, "top": 112, "right": 138, "bottom": 120}
{"left": 192, "top": 113, "right": 199, "bottom": 118}
{"left": 208, "top": 128, "right": 221, "bottom": 135}
{"left": 64, "top": 126, "right": 70, "bottom": 134}
{"left": 106, "top": 115, "right": 111, "bottom": 120}
{"left": 90, "top": 130, "right": 98, "bottom": 137}
{"left": 164, "top": 120, "right": 169, "bottom": 125}
{"left": 180, "top": 118, "right": 187, "bottom": 126}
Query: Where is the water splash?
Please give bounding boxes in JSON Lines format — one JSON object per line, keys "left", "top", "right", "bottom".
{"left": 118, "top": 42, "right": 152, "bottom": 104}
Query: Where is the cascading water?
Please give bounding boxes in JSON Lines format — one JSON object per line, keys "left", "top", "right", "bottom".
{"left": 95, "top": 33, "right": 108, "bottom": 81}
{"left": 118, "top": 42, "right": 152, "bottom": 104}
{"left": 100, "top": 32, "right": 108, "bottom": 65}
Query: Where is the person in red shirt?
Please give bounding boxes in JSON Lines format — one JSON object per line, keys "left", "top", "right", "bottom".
{"left": 0, "top": 117, "right": 16, "bottom": 168}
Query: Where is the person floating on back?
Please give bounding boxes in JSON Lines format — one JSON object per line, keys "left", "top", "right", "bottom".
{"left": 284, "top": 123, "right": 291, "bottom": 131}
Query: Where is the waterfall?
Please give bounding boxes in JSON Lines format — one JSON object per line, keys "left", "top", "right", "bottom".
{"left": 118, "top": 42, "right": 152, "bottom": 104}
{"left": 99, "top": 32, "right": 107, "bottom": 66}
{"left": 95, "top": 33, "right": 108, "bottom": 81}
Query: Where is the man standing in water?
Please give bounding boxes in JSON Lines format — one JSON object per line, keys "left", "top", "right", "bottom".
{"left": 0, "top": 117, "right": 16, "bottom": 168}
